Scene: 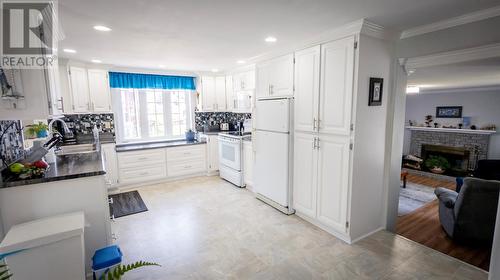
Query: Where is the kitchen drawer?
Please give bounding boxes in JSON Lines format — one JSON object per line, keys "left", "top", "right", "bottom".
{"left": 119, "top": 164, "right": 167, "bottom": 184}
{"left": 117, "top": 148, "right": 166, "bottom": 168}
{"left": 167, "top": 160, "right": 205, "bottom": 177}
{"left": 166, "top": 145, "right": 205, "bottom": 162}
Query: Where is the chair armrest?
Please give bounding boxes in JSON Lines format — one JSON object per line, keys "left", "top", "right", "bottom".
{"left": 434, "top": 187, "right": 458, "bottom": 208}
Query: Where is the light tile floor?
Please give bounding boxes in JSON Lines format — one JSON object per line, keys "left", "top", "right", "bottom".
{"left": 113, "top": 176, "right": 488, "bottom": 280}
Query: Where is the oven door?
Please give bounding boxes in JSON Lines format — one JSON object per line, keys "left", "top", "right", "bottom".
{"left": 218, "top": 136, "right": 241, "bottom": 171}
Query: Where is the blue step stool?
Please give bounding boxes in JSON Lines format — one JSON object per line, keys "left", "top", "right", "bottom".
{"left": 92, "top": 245, "right": 123, "bottom": 280}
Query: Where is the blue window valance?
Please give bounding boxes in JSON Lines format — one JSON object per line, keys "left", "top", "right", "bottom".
{"left": 108, "top": 72, "right": 195, "bottom": 90}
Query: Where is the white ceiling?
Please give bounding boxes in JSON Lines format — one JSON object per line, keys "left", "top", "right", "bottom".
{"left": 57, "top": 0, "right": 500, "bottom": 72}
{"left": 407, "top": 58, "right": 500, "bottom": 92}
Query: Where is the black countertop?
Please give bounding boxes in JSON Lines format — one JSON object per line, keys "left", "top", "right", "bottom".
{"left": 0, "top": 152, "right": 106, "bottom": 188}
{"left": 115, "top": 139, "right": 206, "bottom": 152}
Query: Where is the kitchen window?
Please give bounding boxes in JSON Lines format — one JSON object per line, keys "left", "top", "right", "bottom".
{"left": 112, "top": 88, "right": 195, "bottom": 143}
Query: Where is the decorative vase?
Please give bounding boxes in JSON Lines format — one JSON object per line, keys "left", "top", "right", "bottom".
{"left": 185, "top": 130, "right": 195, "bottom": 141}
{"left": 37, "top": 130, "right": 48, "bottom": 138}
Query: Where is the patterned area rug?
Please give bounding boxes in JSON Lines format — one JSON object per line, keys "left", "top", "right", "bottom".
{"left": 398, "top": 182, "right": 437, "bottom": 216}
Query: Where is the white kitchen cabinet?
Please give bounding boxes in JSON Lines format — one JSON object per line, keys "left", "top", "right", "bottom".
{"left": 294, "top": 46, "right": 320, "bottom": 132}
{"left": 243, "top": 140, "right": 254, "bottom": 188}
{"left": 88, "top": 69, "right": 112, "bottom": 112}
{"left": 256, "top": 54, "right": 294, "bottom": 99}
{"left": 68, "top": 67, "right": 112, "bottom": 113}
{"left": 69, "top": 66, "right": 91, "bottom": 113}
{"left": 201, "top": 76, "right": 226, "bottom": 111}
{"left": 233, "top": 70, "right": 255, "bottom": 91}
{"left": 292, "top": 132, "right": 317, "bottom": 218}
{"left": 101, "top": 143, "right": 118, "bottom": 187}
{"left": 117, "top": 148, "right": 167, "bottom": 185}
{"left": 319, "top": 37, "right": 355, "bottom": 136}
{"left": 225, "top": 75, "right": 235, "bottom": 110}
{"left": 200, "top": 134, "right": 219, "bottom": 174}
{"left": 166, "top": 144, "right": 206, "bottom": 177}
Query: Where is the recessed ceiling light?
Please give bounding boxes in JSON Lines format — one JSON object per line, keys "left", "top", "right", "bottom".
{"left": 406, "top": 86, "right": 420, "bottom": 94}
{"left": 93, "top": 25, "right": 111, "bottom": 32}
{"left": 91, "top": 59, "right": 102, "bottom": 63}
{"left": 237, "top": 60, "right": 246, "bottom": 64}
{"left": 211, "top": 68, "right": 219, "bottom": 73}
{"left": 265, "top": 36, "right": 277, "bottom": 43}
{"left": 63, "top": 48, "right": 76, "bottom": 53}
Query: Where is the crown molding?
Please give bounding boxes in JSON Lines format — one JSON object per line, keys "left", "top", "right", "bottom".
{"left": 400, "top": 5, "right": 500, "bottom": 39}
{"left": 403, "top": 42, "right": 500, "bottom": 72}
{"left": 417, "top": 85, "right": 500, "bottom": 95}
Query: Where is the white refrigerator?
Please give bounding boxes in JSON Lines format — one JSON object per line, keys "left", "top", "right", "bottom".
{"left": 254, "top": 97, "right": 294, "bottom": 214}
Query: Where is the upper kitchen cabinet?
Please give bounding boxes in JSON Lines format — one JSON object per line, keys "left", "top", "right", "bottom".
{"left": 0, "top": 68, "right": 60, "bottom": 120}
{"left": 201, "top": 75, "right": 226, "bottom": 111}
{"left": 68, "top": 66, "right": 113, "bottom": 113}
{"left": 231, "top": 68, "right": 255, "bottom": 113}
{"left": 87, "top": 69, "right": 112, "bottom": 112}
{"left": 225, "top": 75, "right": 234, "bottom": 111}
{"left": 233, "top": 70, "right": 255, "bottom": 91}
{"left": 256, "top": 54, "right": 294, "bottom": 99}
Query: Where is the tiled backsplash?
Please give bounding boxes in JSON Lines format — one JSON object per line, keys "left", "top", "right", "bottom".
{"left": 50, "top": 113, "right": 116, "bottom": 143}
{"left": 195, "top": 112, "right": 251, "bottom": 132}
{"left": 0, "top": 120, "right": 24, "bottom": 169}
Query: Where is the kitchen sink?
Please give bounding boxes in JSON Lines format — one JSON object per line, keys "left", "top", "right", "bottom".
{"left": 55, "top": 144, "right": 97, "bottom": 155}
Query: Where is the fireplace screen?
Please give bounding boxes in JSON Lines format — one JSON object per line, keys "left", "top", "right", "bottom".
{"left": 421, "top": 144, "right": 470, "bottom": 176}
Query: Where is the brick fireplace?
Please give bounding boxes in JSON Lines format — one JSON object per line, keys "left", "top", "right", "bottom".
{"left": 409, "top": 129, "right": 491, "bottom": 172}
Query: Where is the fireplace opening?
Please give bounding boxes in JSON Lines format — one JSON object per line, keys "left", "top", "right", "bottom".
{"left": 421, "top": 144, "right": 470, "bottom": 177}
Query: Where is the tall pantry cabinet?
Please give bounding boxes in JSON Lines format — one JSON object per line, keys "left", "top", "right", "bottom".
{"left": 292, "top": 33, "right": 391, "bottom": 243}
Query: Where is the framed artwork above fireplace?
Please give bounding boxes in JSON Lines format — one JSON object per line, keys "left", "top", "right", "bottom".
{"left": 436, "top": 106, "right": 462, "bottom": 118}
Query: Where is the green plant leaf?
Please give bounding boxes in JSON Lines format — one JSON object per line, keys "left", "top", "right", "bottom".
{"left": 100, "top": 260, "right": 160, "bottom": 280}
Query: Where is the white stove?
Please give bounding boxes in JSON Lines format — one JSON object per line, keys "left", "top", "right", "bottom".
{"left": 218, "top": 131, "right": 251, "bottom": 187}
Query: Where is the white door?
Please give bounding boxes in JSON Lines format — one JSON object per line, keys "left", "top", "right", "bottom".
{"left": 254, "top": 130, "right": 289, "bottom": 206}
{"left": 87, "top": 69, "right": 112, "bottom": 112}
{"left": 69, "top": 66, "right": 90, "bottom": 113}
{"left": 316, "top": 134, "right": 350, "bottom": 234}
{"left": 269, "top": 54, "right": 294, "bottom": 97}
{"left": 202, "top": 76, "right": 216, "bottom": 111}
{"left": 319, "top": 36, "right": 355, "bottom": 136}
{"left": 215, "top": 76, "right": 226, "bottom": 110}
{"left": 208, "top": 135, "right": 219, "bottom": 171}
{"left": 255, "top": 62, "right": 270, "bottom": 99}
{"left": 225, "top": 75, "right": 235, "bottom": 110}
{"left": 293, "top": 132, "right": 317, "bottom": 218}
{"left": 294, "top": 46, "right": 320, "bottom": 133}
{"left": 255, "top": 98, "right": 290, "bottom": 133}
{"left": 47, "top": 65, "right": 63, "bottom": 115}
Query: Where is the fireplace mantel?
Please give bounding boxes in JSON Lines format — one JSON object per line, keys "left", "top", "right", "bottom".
{"left": 406, "top": 126, "right": 496, "bottom": 135}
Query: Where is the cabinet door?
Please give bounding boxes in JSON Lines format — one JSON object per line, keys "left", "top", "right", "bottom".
{"left": 319, "top": 36, "right": 355, "bottom": 136}
{"left": 201, "top": 76, "right": 216, "bottom": 111}
{"left": 208, "top": 135, "right": 219, "bottom": 171}
{"left": 243, "top": 141, "right": 254, "bottom": 187}
{"left": 255, "top": 62, "right": 270, "bottom": 99}
{"left": 101, "top": 143, "right": 118, "bottom": 187}
{"left": 69, "top": 66, "right": 91, "bottom": 113}
{"left": 215, "top": 76, "right": 226, "bottom": 111}
{"left": 47, "top": 65, "right": 63, "bottom": 116}
{"left": 294, "top": 46, "right": 320, "bottom": 133}
{"left": 241, "top": 70, "right": 255, "bottom": 90}
{"left": 316, "top": 134, "right": 350, "bottom": 234}
{"left": 269, "top": 54, "right": 294, "bottom": 97}
{"left": 225, "top": 75, "right": 235, "bottom": 110}
{"left": 293, "top": 132, "right": 317, "bottom": 218}
{"left": 88, "top": 69, "right": 112, "bottom": 112}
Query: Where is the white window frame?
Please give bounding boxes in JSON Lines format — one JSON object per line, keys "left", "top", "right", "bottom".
{"left": 112, "top": 88, "right": 196, "bottom": 144}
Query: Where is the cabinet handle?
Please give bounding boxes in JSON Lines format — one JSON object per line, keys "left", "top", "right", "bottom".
{"left": 313, "top": 138, "right": 316, "bottom": 149}
{"left": 108, "top": 197, "right": 114, "bottom": 204}
{"left": 184, "top": 165, "right": 192, "bottom": 169}
{"left": 138, "top": 157, "right": 148, "bottom": 160}
{"left": 317, "top": 138, "right": 320, "bottom": 149}
{"left": 58, "top": 97, "right": 64, "bottom": 111}
{"left": 313, "top": 118, "right": 317, "bottom": 130}
{"left": 139, "top": 172, "right": 148, "bottom": 176}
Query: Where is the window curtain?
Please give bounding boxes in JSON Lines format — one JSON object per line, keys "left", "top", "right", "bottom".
{"left": 109, "top": 72, "right": 195, "bottom": 90}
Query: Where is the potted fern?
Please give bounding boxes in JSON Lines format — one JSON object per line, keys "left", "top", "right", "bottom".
{"left": 425, "top": 155, "right": 450, "bottom": 174}
{"left": 0, "top": 260, "right": 13, "bottom": 280}
{"left": 99, "top": 261, "right": 160, "bottom": 280}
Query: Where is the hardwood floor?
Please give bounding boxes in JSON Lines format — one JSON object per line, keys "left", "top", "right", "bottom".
{"left": 396, "top": 173, "right": 492, "bottom": 271}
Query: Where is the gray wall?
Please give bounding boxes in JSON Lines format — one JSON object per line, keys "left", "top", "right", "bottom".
{"left": 403, "top": 89, "right": 500, "bottom": 158}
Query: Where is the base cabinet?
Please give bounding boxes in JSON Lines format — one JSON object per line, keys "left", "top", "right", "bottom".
{"left": 101, "top": 143, "right": 118, "bottom": 187}
{"left": 243, "top": 141, "right": 254, "bottom": 188}
{"left": 200, "top": 135, "right": 219, "bottom": 173}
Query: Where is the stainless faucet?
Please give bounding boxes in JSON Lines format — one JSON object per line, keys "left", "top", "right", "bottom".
{"left": 48, "top": 117, "right": 74, "bottom": 138}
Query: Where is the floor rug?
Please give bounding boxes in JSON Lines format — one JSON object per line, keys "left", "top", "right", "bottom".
{"left": 398, "top": 182, "right": 437, "bottom": 216}
{"left": 109, "top": 190, "right": 148, "bottom": 218}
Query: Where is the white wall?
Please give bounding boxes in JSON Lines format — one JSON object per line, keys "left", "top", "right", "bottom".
{"left": 402, "top": 89, "right": 500, "bottom": 158}
{"left": 350, "top": 34, "right": 392, "bottom": 241}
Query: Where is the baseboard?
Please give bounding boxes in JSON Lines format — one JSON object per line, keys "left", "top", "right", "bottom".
{"left": 255, "top": 193, "right": 295, "bottom": 215}
{"left": 350, "top": 227, "right": 384, "bottom": 243}
{"left": 115, "top": 172, "right": 210, "bottom": 191}
{"left": 295, "top": 211, "right": 352, "bottom": 244}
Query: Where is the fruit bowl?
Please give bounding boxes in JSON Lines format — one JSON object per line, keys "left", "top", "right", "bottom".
{"left": 9, "top": 160, "right": 49, "bottom": 180}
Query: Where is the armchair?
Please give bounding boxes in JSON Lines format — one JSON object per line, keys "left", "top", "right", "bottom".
{"left": 436, "top": 177, "right": 500, "bottom": 244}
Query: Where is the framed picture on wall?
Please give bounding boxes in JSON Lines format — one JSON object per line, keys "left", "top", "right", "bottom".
{"left": 436, "top": 106, "right": 462, "bottom": 118}
{"left": 368, "top": 77, "right": 383, "bottom": 106}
